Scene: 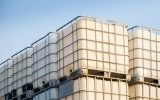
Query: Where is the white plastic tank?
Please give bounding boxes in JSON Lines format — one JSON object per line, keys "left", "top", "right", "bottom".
{"left": 57, "top": 16, "right": 129, "bottom": 78}
{"left": 0, "top": 59, "right": 13, "bottom": 97}
{"left": 11, "top": 47, "right": 33, "bottom": 96}
{"left": 59, "top": 75, "right": 129, "bottom": 100}
{"left": 129, "top": 83, "right": 160, "bottom": 100}
{"left": 32, "top": 32, "right": 58, "bottom": 88}
{"left": 33, "top": 88, "right": 58, "bottom": 100}
{"left": 129, "top": 26, "right": 160, "bottom": 80}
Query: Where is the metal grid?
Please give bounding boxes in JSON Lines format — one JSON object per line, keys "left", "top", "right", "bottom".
{"left": 57, "top": 16, "right": 129, "bottom": 78}
{"left": 59, "top": 75, "right": 129, "bottom": 100}
{"left": 128, "top": 26, "right": 160, "bottom": 81}
{"left": 11, "top": 47, "right": 33, "bottom": 96}
{"left": 129, "top": 82, "right": 160, "bottom": 100}
{"left": 31, "top": 32, "right": 58, "bottom": 88}
{"left": 33, "top": 87, "right": 58, "bottom": 100}
{"left": 0, "top": 59, "right": 12, "bottom": 97}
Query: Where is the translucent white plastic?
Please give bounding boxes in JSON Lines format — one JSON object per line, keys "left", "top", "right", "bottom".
{"left": 32, "top": 32, "right": 58, "bottom": 88}
{"left": 12, "top": 48, "right": 33, "bottom": 96}
{"left": 129, "top": 83, "right": 160, "bottom": 100}
{"left": 129, "top": 26, "right": 160, "bottom": 79}
{"left": 60, "top": 76, "right": 129, "bottom": 100}
{"left": 57, "top": 17, "right": 129, "bottom": 78}
{"left": 0, "top": 60, "right": 12, "bottom": 96}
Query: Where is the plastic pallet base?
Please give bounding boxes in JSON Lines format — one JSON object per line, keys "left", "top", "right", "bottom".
{"left": 43, "top": 79, "right": 59, "bottom": 89}
{"left": 129, "top": 76, "right": 160, "bottom": 85}
{"left": 11, "top": 89, "right": 17, "bottom": 98}
{"left": 22, "top": 83, "right": 33, "bottom": 93}
{"left": 33, "top": 87, "right": 41, "bottom": 94}
{"left": 70, "top": 69, "right": 130, "bottom": 80}
{"left": 21, "top": 91, "right": 33, "bottom": 99}
{"left": 59, "top": 76, "right": 69, "bottom": 83}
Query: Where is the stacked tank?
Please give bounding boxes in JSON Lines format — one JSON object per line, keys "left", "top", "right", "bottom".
{"left": 32, "top": 32, "right": 58, "bottom": 100}
{"left": 11, "top": 47, "right": 33, "bottom": 99}
{"left": 57, "top": 16, "right": 129, "bottom": 78}
{"left": 57, "top": 16, "right": 130, "bottom": 100}
{"left": 1, "top": 16, "right": 160, "bottom": 100}
{"left": 129, "top": 83, "right": 160, "bottom": 100}
{"left": 0, "top": 59, "right": 12, "bottom": 100}
{"left": 59, "top": 76, "right": 129, "bottom": 100}
{"left": 128, "top": 26, "right": 160, "bottom": 100}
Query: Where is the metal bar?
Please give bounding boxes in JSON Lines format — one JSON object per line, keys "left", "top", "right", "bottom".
{"left": 56, "top": 16, "right": 82, "bottom": 31}
{"left": 56, "top": 16, "right": 127, "bottom": 32}
{"left": 31, "top": 32, "right": 54, "bottom": 46}
{"left": 128, "top": 26, "right": 139, "bottom": 31}
{"left": 11, "top": 47, "right": 32, "bottom": 57}
{"left": 0, "top": 59, "right": 11, "bottom": 66}
{"left": 128, "top": 26, "right": 160, "bottom": 31}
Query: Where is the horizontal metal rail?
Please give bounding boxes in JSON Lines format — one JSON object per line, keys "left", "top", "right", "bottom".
{"left": 128, "top": 26, "right": 160, "bottom": 31}
{"left": 12, "top": 47, "right": 32, "bottom": 57}
{"left": 56, "top": 16, "right": 127, "bottom": 32}
{"left": 31, "top": 32, "right": 57, "bottom": 46}
{"left": 0, "top": 59, "right": 11, "bottom": 66}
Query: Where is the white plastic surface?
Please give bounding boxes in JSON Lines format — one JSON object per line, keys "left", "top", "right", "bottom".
{"left": 12, "top": 48, "right": 33, "bottom": 95}
{"left": 57, "top": 17, "right": 129, "bottom": 78}
{"left": 129, "top": 27, "right": 160, "bottom": 79}
{"left": 32, "top": 33, "right": 58, "bottom": 88}
{"left": 0, "top": 60, "right": 13, "bottom": 96}
{"left": 129, "top": 84, "right": 160, "bottom": 100}
{"left": 60, "top": 76, "right": 129, "bottom": 100}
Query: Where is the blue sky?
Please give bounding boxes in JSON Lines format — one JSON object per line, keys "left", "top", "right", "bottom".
{"left": 0, "top": 0, "right": 160, "bottom": 62}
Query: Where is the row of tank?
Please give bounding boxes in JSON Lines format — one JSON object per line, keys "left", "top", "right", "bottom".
{"left": 0, "top": 16, "right": 160, "bottom": 100}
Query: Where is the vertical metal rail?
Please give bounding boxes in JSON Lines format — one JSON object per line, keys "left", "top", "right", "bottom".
{"left": 123, "top": 25, "right": 126, "bottom": 74}
{"left": 85, "top": 17, "right": 88, "bottom": 77}
{"left": 102, "top": 77, "right": 104, "bottom": 100}
{"left": 142, "top": 29, "right": 144, "bottom": 82}
{"left": 94, "top": 18, "right": 98, "bottom": 76}
{"left": 86, "top": 76, "right": 88, "bottom": 100}
{"left": 71, "top": 19, "right": 74, "bottom": 79}
{"left": 76, "top": 17, "right": 79, "bottom": 77}
{"left": 101, "top": 21, "right": 105, "bottom": 77}
{"left": 149, "top": 29, "right": 152, "bottom": 79}
{"left": 62, "top": 27, "right": 65, "bottom": 78}
{"left": 114, "top": 23, "right": 118, "bottom": 74}
{"left": 156, "top": 31, "right": 158, "bottom": 99}
{"left": 108, "top": 22, "right": 111, "bottom": 76}
{"left": 46, "top": 34, "right": 48, "bottom": 100}
{"left": 149, "top": 83, "right": 151, "bottom": 100}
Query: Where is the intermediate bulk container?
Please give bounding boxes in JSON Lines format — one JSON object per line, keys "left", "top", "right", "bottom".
{"left": 0, "top": 59, "right": 12, "bottom": 97}
{"left": 11, "top": 47, "right": 33, "bottom": 96}
{"left": 59, "top": 75, "right": 129, "bottom": 100}
{"left": 32, "top": 32, "right": 58, "bottom": 88}
{"left": 129, "top": 83, "right": 160, "bottom": 100}
{"left": 129, "top": 26, "right": 160, "bottom": 81}
{"left": 33, "top": 88, "right": 58, "bottom": 100}
{"left": 57, "top": 16, "right": 129, "bottom": 78}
